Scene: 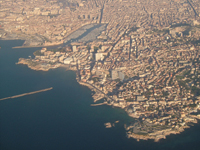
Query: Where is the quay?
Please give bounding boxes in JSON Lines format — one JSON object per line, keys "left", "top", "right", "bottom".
{"left": 12, "top": 45, "right": 44, "bottom": 49}
{"left": 0, "top": 87, "right": 53, "bottom": 101}
{"left": 78, "top": 81, "right": 114, "bottom": 101}
{"left": 12, "top": 44, "right": 62, "bottom": 49}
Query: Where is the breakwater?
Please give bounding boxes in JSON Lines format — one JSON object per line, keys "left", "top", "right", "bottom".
{"left": 0, "top": 87, "right": 53, "bottom": 101}
{"left": 91, "top": 102, "right": 107, "bottom": 106}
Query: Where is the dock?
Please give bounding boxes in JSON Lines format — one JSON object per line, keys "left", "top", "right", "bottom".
{"left": 0, "top": 87, "right": 53, "bottom": 101}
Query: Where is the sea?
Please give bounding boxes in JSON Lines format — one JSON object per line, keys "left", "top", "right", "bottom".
{"left": 1, "top": 40, "right": 200, "bottom": 150}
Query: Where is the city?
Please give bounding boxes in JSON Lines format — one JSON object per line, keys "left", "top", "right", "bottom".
{"left": 1, "top": 0, "right": 200, "bottom": 142}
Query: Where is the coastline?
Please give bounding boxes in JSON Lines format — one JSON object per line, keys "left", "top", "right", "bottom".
{"left": 78, "top": 81, "right": 106, "bottom": 103}
{"left": 16, "top": 59, "right": 111, "bottom": 104}
{"left": 1, "top": 23, "right": 107, "bottom": 49}
{"left": 11, "top": 19, "right": 200, "bottom": 142}
{"left": 77, "top": 79, "right": 200, "bottom": 142}
{"left": 12, "top": 43, "right": 63, "bottom": 49}
{"left": 0, "top": 32, "right": 64, "bottom": 49}
{"left": 16, "top": 58, "right": 200, "bottom": 142}
{"left": 16, "top": 58, "right": 57, "bottom": 71}
{"left": 126, "top": 125, "right": 191, "bottom": 142}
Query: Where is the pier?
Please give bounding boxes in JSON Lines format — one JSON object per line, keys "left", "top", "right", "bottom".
{"left": 91, "top": 102, "right": 107, "bottom": 106}
{"left": 0, "top": 87, "right": 53, "bottom": 101}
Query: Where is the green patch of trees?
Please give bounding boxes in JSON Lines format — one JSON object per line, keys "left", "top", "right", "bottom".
{"left": 189, "top": 104, "right": 197, "bottom": 108}
{"left": 125, "top": 98, "right": 134, "bottom": 102}
{"left": 94, "top": 46, "right": 99, "bottom": 53}
{"left": 170, "top": 23, "right": 191, "bottom": 28}
{"left": 176, "top": 75, "right": 184, "bottom": 80}
{"left": 91, "top": 77, "right": 99, "bottom": 82}
{"left": 33, "top": 50, "right": 44, "bottom": 56}
{"left": 162, "top": 91, "right": 169, "bottom": 97}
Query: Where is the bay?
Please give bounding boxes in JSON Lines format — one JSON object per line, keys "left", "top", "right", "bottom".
{"left": 0, "top": 40, "right": 200, "bottom": 150}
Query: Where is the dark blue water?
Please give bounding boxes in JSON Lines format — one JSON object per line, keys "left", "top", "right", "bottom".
{"left": 1, "top": 40, "right": 200, "bottom": 150}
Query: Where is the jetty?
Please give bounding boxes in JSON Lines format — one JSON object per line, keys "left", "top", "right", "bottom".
{"left": 0, "top": 87, "right": 53, "bottom": 101}
{"left": 91, "top": 102, "right": 107, "bottom": 106}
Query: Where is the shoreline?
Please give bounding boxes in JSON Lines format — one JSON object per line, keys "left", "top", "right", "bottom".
{"left": 1, "top": 23, "right": 107, "bottom": 49}
{"left": 0, "top": 37, "right": 63, "bottom": 49}
{"left": 12, "top": 43, "right": 63, "bottom": 49}
{"left": 17, "top": 59, "right": 200, "bottom": 142}
{"left": 126, "top": 125, "right": 191, "bottom": 142}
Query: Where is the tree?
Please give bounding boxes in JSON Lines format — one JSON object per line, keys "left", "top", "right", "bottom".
{"left": 94, "top": 46, "right": 99, "bottom": 53}
{"left": 86, "top": 45, "right": 91, "bottom": 51}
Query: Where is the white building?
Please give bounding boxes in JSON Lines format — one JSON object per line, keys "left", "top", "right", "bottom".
{"left": 95, "top": 53, "right": 104, "bottom": 61}
{"left": 118, "top": 72, "right": 125, "bottom": 81}
{"left": 72, "top": 45, "right": 77, "bottom": 52}
{"left": 64, "top": 57, "right": 73, "bottom": 64}
{"left": 111, "top": 70, "right": 124, "bottom": 81}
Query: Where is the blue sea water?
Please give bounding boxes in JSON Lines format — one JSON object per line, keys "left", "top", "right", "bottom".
{"left": 1, "top": 40, "right": 200, "bottom": 150}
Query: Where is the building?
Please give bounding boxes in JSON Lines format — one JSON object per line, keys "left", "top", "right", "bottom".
{"left": 137, "top": 95, "right": 146, "bottom": 101}
{"left": 72, "top": 45, "right": 77, "bottom": 52}
{"left": 118, "top": 72, "right": 125, "bottom": 81}
{"left": 95, "top": 53, "right": 104, "bottom": 61}
{"left": 111, "top": 70, "right": 118, "bottom": 80}
{"left": 58, "top": 55, "right": 65, "bottom": 63}
{"left": 64, "top": 57, "right": 73, "bottom": 64}
{"left": 40, "top": 48, "right": 47, "bottom": 53}
{"left": 111, "top": 70, "right": 125, "bottom": 81}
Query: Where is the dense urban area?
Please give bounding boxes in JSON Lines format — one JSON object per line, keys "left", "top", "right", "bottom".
{"left": 1, "top": 0, "right": 200, "bottom": 142}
